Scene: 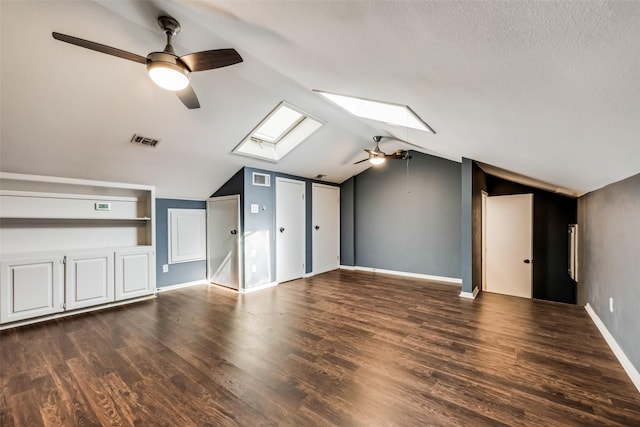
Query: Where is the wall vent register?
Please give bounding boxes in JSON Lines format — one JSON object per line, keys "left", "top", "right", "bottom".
{"left": 252, "top": 172, "right": 270, "bottom": 187}
{"left": 130, "top": 134, "right": 160, "bottom": 147}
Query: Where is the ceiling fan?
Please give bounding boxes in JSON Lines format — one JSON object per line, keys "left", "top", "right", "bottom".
{"left": 354, "top": 136, "right": 419, "bottom": 165}
{"left": 52, "top": 16, "right": 243, "bottom": 109}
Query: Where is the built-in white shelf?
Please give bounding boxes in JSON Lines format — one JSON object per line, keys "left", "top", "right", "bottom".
{"left": 0, "top": 172, "right": 156, "bottom": 328}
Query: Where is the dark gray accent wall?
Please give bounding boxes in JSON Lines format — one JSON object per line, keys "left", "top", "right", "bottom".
{"left": 579, "top": 172, "right": 640, "bottom": 372}
{"left": 340, "top": 176, "right": 355, "bottom": 266}
{"left": 486, "top": 175, "right": 577, "bottom": 303}
{"left": 350, "top": 151, "right": 461, "bottom": 278}
{"left": 155, "top": 198, "right": 207, "bottom": 288}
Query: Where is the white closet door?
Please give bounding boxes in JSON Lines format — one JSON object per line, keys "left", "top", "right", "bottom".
{"left": 312, "top": 184, "right": 340, "bottom": 275}
{"left": 207, "top": 195, "right": 241, "bottom": 290}
{"left": 485, "top": 194, "right": 533, "bottom": 299}
{"left": 65, "top": 251, "right": 114, "bottom": 310}
{"left": 276, "top": 178, "right": 306, "bottom": 283}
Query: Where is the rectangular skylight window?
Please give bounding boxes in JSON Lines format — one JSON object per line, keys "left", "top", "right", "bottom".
{"left": 252, "top": 105, "right": 304, "bottom": 143}
{"left": 314, "top": 90, "right": 435, "bottom": 133}
{"left": 233, "top": 101, "right": 324, "bottom": 162}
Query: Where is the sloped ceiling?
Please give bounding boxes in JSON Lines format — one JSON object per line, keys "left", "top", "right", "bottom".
{"left": 2, "top": 1, "right": 639, "bottom": 198}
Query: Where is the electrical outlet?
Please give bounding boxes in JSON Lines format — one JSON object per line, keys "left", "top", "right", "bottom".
{"left": 251, "top": 264, "right": 257, "bottom": 273}
{"left": 609, "top": 297, "right": 614, "bottom": 313}
{"left": 162, "top": 264, "right": 169, "bottom": 273}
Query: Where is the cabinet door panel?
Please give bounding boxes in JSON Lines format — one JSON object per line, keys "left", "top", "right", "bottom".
{"left": 65, "top": 252, "right": 114, "bottom": 310}
{"left": 115, "top": 249, "right": 154, "bottom": 300}
{"left": 0, "top": 256, "right": 63, "bottom": 323}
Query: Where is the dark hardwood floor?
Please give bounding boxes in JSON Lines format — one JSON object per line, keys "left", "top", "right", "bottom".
{"left": 1, "top": 269, "right": 639, "bottom": 426}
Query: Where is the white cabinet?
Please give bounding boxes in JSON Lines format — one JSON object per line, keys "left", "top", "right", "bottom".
{"left": 0, "top": 256, "right": 64, "bottom": 323}
{"left": 115, "top": 248, "right": 154, "bottom": 300}
{"left": 0, "top": 173, "right": 156, "bottom": 328}
{"left": 65, "top": 251, "right": 114, "bottom": 310}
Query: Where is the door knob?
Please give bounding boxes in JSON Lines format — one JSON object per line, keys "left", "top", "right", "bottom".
{"left": 315, "top": 225, "right": 320, "bottom": 230}
{"left": 279, "top": 227, "right": 285, "bottom": 233}
{"left": 230, "top": 230, "right": 237, "bottom": 235}
{"left": 523, "top": 259, "right": 531, "bottom": 264}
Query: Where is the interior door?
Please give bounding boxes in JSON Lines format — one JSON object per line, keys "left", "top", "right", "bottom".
{"left": 276, "top": 178, "right": 305, "bottom": 283}
{"left": 312, "top": 183, "right": 340, "bottom": 275}
{"left": 485, "top": 194, "right": 533, "bottom": 298}
{"left": 207, "top": 195, "right": 241, "bottom": 290}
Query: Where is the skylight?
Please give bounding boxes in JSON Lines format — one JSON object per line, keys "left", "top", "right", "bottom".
{"left": 314, "top": 90, "right": 435, "bottom": 133}
{"left": 233, "top": 102, "right": 324, "bottom": 162}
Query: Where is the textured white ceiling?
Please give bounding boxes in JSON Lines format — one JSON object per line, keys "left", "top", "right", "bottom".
{"left": 2, "top": 1, "right": 639, "bottom": 198}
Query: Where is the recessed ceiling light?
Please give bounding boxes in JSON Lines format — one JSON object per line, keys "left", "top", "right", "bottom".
{"left": 233, "top": 101, "right": 324, "bottom": 162}
{"left": 314, "top": 90, "right": 435, "bottom": 133}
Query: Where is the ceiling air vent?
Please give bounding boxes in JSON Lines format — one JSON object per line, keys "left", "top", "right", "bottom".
{"left": 130, "top": 134, "right": 160, "bottom": 147}
{"left": 252, "top": 172, "right": 270, "bottom": 187}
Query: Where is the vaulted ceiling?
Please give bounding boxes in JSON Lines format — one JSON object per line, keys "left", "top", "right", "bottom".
{"left": 2, "top": 1, "right": 639, "bottom": 198}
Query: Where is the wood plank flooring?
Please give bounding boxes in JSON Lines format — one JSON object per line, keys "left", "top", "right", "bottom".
{"left": 1, "top": 269, "right": 639, "bottom": 426}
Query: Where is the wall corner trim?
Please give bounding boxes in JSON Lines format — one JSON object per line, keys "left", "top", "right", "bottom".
{"left": 585, "top": 303, "right": 640, "bottom": 393}
{"left": 339, "top": 265, "right": 356, "bottom": 271}
{"left": 241, "top": 281, "right": 278, "bottom": 294}
{"left": 459, "top": 287, "right": 480, "bottom": 299}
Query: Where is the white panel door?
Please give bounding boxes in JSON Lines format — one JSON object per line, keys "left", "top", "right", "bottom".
{"left": 65, "top": 251, "right": 114, "bottom": 310}
{"left": 207, "top": 195, "right": 241, "bottom": 290}
{"left": 276, "top": 178, "right": 306, "bottom": 283}
{"left": 312, "top": 184, "right": 340, "bottom": 275}
{"left": 0, "top": 256, "right": 63, "bottom": 323}
{"left": 115, "top": 248, "right": 155, "bottom": 300}
{"left": 485, "top": 194, "right": 533, "bottom": 299}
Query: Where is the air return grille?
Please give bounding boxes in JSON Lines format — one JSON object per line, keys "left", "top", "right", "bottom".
{"left": 130, "top": 134, "right": 160, "bottom": 147}
{"left": 252, "top": 172, "right": 270, "bottom": 187}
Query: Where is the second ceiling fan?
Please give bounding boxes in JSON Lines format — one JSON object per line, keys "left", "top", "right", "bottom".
{"left": 52, "top": 15, "right": 243, "bottom": 109}
{"left": 355, "top": 136, "right": 420, "bottom": 165}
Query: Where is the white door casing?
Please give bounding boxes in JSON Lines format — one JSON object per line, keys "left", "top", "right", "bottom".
{"left": 485, "top": 194, "right": 533, "bottom": 299}
{"left": 206, "top": 195, "right": 241, "bottom": 290}
{"left": 312, "top": 183, "right": 340, "bottom": 275}
{"left": 276, "top": 178, "right": 305, "bottom": 283}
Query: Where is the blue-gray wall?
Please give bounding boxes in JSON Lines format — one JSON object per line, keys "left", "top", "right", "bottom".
{"left": 210, "top": 167, "right": 339, "bottom": 290}
{"left": 342, "top": 151, "right": 462, "bottom": 279}
{"left": 155, "top": 198, "right": 207, "bottom": 288}
{"left": 578, "top": 172, "right": 640, "bottom": 373}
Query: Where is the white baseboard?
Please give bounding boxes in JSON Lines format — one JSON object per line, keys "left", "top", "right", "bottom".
{"left": 241, "top": 281, "right": 278, "bottom": 293}
{"left": 303, "top": 272, "right": 315, "bottom": 278}
{"left": 585, "top": 303, "right": 640, "bottom": 393}
{"left": 459, "top": 287, "right": 480, "bottom": 299}
{"left": 156, "top": 280, "right": 208, "bottom": 293}
{"left": 340, "top": 265, "right": 461, "bottom": 285}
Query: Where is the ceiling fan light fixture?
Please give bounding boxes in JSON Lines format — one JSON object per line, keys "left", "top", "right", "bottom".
{"left": 147, "top": 52, "right": 190, "bottom": 91}
{"left": 369, "top": 156, "right": 386, "bottom": 166}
